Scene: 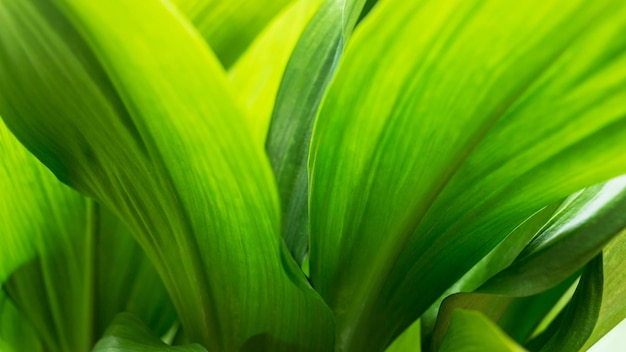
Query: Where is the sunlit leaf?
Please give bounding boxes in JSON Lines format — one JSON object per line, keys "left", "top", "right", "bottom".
{"left": 309, "top": 0, "right": 626, "bottom": 350}
{"left": 0, "top": 0, "right": 334, "bottom": 350}
{"left": 229, "top": 0, "right": 323, "bottom": 144}
{"left": 173, "top": 0, "right": 293, "bottom": 67}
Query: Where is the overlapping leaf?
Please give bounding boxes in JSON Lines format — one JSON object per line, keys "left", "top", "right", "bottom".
{"left": 1, "top": 114, "right": 175, "bottom": 350}
{"left": 229, "top": 0, "right": 324, "bottom": 144}
{"left": 93, "top": 313, "right": 206, "bottom": 352}
{"left": 266, "top": 0, "right": 374, "bottom": 264}
{"left": 308, "top": 0, "right": 626, "bottom": 350}
{"left": 438, "top": 310, "right": 526, "bottom": 352}
{"left": 582, "top": 229, "right": 626, "bottom": 349}
{"left": 173, "top": 0, "right": 293, "bottom": 67}
{"left": 0, "top": 0, "right": 334, "bottom": 350}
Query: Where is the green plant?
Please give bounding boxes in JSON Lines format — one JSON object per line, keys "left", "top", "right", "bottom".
{"left": 2, "top": 0, "right": 626, "bottom": 351}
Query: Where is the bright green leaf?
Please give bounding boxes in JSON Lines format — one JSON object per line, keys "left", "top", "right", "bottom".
{"left": 0, "top": 0, "right": 334, "bottom": 350}
{"left": 229, "top": 0, "right": 324, "bottom": 144}
{"left": 173, "top": 0, "right": 294, "bottom": 68}
{"left": 309, "top": 1, "right": 626, "bottom": 350}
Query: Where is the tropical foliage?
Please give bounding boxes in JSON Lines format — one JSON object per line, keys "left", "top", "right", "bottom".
{"left": 2, "top": 0, "right": 626, "bottom": 351}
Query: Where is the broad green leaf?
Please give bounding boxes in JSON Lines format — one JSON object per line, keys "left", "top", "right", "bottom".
{"left": 582, "top": 229, "right": 626, "bottom": 349}
{"left": 309, "top": 0, "right": 626, "bottom": 350}
{"left": 439, "top": 310, "right": 526, "bottom": 352}
{"left": 0, "top": 0, "right": 334, "bottom": 350}
{"left": 173, "top": 0, "right": 293, "bottom": 68}
{"left": 93, "top": 313, "right": 206, "bottom": 352}
{"left": 266, "top": 0, "right": 372, "bottom": 264}
{"left": 480, "top": 177, "right": 626, "bottom": 296}
{"left": 526, "top": 255, "right": 603, "bottom": 352}
{"left": 229, "top": 0, "right": 324, "bottom": 144}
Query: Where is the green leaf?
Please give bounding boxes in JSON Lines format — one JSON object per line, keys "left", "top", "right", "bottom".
{"left": 480, "top": 177, "right": 626, "bottom": 296}
{"left": 0, "top": 115, "right": 91, "bottom": 352}
{"left": 93, "top": 313, "right": 207, "bottom": 352}
{"left": 1, "top": 116, "right": 175, "bottom": 350}
{"left": 439, "top": 310, "right": 526, "bottom": 352}
{"left": 0, "top": 0, "right": 334, "bottom": 350}
{"left": 266, "top": 0, "right": 371, "bottom": 264}
{"left": 421, "top": 202, "right": 563, "bottom": 346}
{"left": 228, "top": 0, "right": 324, "bottom": 144}
{"left": 308, "top": 0, "right": 626, "bottom": 350}
{"left": 527, "top": 255, "right": 603, "bottom": 351}
{"left": 431, "top": 277, "right": 576, "bottom": 352}
{"left": 582, "top": 229, "right": 626, "bottom": 349}
{"left": 385, "top": 319, "right": 420, "bottom": 352}
{"left": 173, "top": 0, "right": 294, "bottom": 68}
{"left": 0, "top": 291, "right": 43, "bottom": 352}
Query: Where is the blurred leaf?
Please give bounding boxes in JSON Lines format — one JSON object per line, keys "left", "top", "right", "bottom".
{"left": 173, "top": 0, "right": 293, "bottom": 68}
{"left": 0, "top": 0, "right": 334, "bottom": 350}
{"left": 266, "top": 0, "right": 372, "bottom": 264}
{"left": 439, "top": 310, "right": 526, "bottom": 352}
{"left": 480, "top": 177, "right": 626, "bottom": 296}
{"left": 0, "top": 114, "right": 90, "bottom": 352}
{"left": 0, "top": 291, "right": 43, "bottom": 352}
{"left": 93, "top": 313, "right": 207, "bottom": 352}
{"left": 229, "top": 0, "right": 323, "bottom": 144}
{"left": 308, "top": 0, "right": 626, "bottom": 350}
{"left": 385, "top": 319, "right": 420, "bottom": 352}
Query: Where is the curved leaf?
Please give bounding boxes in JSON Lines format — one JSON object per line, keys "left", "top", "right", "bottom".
{"left": 582, "top": 229, "right": 626, "bottom": 349}
{"left": 526, "top": 255, "right": 603, "bottom": 351}
{"left": 0, "top": 0, "right": 334, "bottom": 350}
{"left": 309, "top": 0, "right": 626, "bottom": 350}
{"left": 93, "top": 313, "right": 206, "bottom": 352}
{"left": 480, "top": 177, "right": 626, "bottom": 296}
{"left": 439, "top": 310, "right": 526, "bottom": 352}
{"left": 266, "top": 0, "right": 372, "bottom": 264}
{"left": 228, "top": 0, "right": 323, "bottom": 144}
{"left": 173, "top": 0, "right": 293, "bottom": 67}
